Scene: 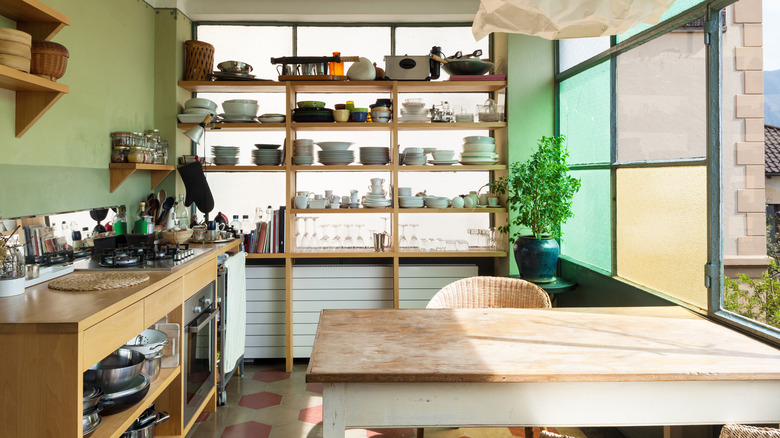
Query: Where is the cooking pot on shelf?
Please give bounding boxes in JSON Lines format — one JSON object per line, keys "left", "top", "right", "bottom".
{"left": 83, "top": 383, "right": 103, "bottom": 413}
{"left": 84, "top": 348, "right": 145, "bottom": 393}
{"left": 99, "top": 374, "right": 151, "bottom": 416}
{"left": 121, "top": 408, "right": 170, "bottom": 438}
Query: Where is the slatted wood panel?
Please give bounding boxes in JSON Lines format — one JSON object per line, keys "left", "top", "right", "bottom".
{"left": 292, "top": 265, "right": 393, "bottom": 358}
{"left": 398, "top": 265, "right": 479, "bottom": 309}
{"left": 245, "top": 266, "right": 286, "bottom": 358}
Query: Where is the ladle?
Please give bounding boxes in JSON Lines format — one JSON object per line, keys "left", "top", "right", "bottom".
{"left": 156, "top": 197, "right": 175, "bottom": 225}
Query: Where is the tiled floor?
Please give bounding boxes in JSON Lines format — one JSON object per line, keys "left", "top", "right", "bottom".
{"left": 186, "top": 360, "right": 623, "bottom": 438}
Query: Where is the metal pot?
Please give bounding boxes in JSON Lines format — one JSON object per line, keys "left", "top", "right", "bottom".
{"left": 83, "top": 406, "right": 102, "bottom": 436}
{"left": 142, "top": 353, "right": 162, "bottom": 382}
{"left": 441, "top": 58, "right": 494, "bottom": 76}
{"left": 99, "top": 374, "right": 151, "bottom": 416}
{"left": 85, "top": 348, "right": 145, "bottom": 393}
{"left": 300, "top": 62, "right": 328, "bottom": 75}
{"left": 83, "top": 383, "right": 103, "bottom": 413}
{"left": 121, "top": 410, "right": 170, "bottom": 438}
{"left": 124, "top": 329, "right": 168, "bottom": 356}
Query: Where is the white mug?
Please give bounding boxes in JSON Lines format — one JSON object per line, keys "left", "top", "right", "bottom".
{"left": 294, "top": 196, "right": 310, "bottom": 209}
{"left": 370, "top": 178, "right": 384, "bottom": 186}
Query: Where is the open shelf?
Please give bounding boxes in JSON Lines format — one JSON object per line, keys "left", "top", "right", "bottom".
{"left": 0, "top": 0, "right": 70, "bottom": 40}
{"left": 109, "top": 163, "right": 175, "bottom": 193}
{"left": 177, "top": 80, "right": 286, "bottom": 93}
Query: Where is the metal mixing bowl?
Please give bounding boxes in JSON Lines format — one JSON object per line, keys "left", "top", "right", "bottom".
{"left": 442, "top": 59, "right": 494, "bottom": 76}
{"left": 84, "top": 348, "right": 145, "bottom": 393}
{"left": 217, "top": 60, "right": 253, "bottom": 73}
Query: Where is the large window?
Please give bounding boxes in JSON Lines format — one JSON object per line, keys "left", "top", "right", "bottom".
{"left": 558, "top": 0, "right": 780, "bottom": 342}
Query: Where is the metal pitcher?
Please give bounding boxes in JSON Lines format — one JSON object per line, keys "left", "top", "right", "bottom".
{"left": 373, "top": 232, "right": 390, "bottom": 252}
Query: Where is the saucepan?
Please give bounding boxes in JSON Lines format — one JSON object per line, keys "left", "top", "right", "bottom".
{"left": 121, "top": 408, "right": 170, "bottom": 438}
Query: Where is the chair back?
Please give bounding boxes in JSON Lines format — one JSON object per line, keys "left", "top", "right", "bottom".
{"left": 426, "top": 276, "right": 551, "bottom": 309}
{"left": 720, "top": 425, "right": 780, "bottom": 438}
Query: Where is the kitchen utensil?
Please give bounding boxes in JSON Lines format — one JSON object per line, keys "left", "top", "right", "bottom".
{"left": 300, "top": 62, "right": 328, "bottom": 75}
{"left": 83, "top": 383, "right": 103, "bottom": 413}
{"left": 217, "top": 60, "right": 252, "bottom": 73}
{"left": 84, "top": 348, "right": 145, "bottom": 394}
{"left": 442, "top": 58, "right": 494, "bottom": 76}
{"left": 99, "top": 374, "right": 151, "bottom": 416}
{"left": 448, "top": 49, "right": 483, "bottom": 59}
{"left": 83, "top": 406, "right": 102, "bottom": 435}
{"left": 156, "top": 197, "right": 174, "bottom": 225}
{"left": 124, "top": 329, "right": 168, "bottom": 356}
{"left": 276, "top": 63, "right": 298, "bottom": 76}
{"left": 120, "top": 410, "right": 170, "bottom": 438}
{"left": 178, "top": 162, "right": 215, "bottom": 214}
{"left": 142, "top": 353, "right": 162, "bottom": 382}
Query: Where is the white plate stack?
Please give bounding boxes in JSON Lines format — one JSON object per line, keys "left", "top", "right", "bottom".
{"left": 364, "top": 186, "right": 392, "bottom": 208}
{"left": 399, "top": 99, "right": 430, "bottom": 123}
{"left": 359, "top": 147, "right": 390, "bottom": 165}
{"left": 293, "top": 139, "right": 314, "bottom": 165}
{"left": 212, "top": 146, "right": 239, "bottom": 165}
{"left": 252, "top": 144, "right": 282, "bottom": 165}
{"left": 316, "top": 141, "right": 355, "bottom": 165}
{"left": 402, "top": 147, "right": 427, "bottom": 166}
{"left": 460, "top": 136, "right": 498, "bottom": 165}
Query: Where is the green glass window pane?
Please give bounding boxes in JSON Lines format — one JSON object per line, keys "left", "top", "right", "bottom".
{"left": 617, "top": 0, "right": 707, "bottom": 42}
{"left": 559, "top": 62, "right": 611, "bottom": 165}
{"left": 616, "top": 30, "right": 706, "bottom": 162}
{"left": 560, "top": 169, "right": 612, "bottom": 272}
{"left": 616, "top": 166, "right": 708, "bottom": 309}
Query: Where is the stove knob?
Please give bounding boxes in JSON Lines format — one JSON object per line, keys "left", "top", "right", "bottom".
{"left": 192, "top": 305, "right": 202, "bottom": 314}
{"left": 202, "top": 298, "right": 212, "bottom": 306}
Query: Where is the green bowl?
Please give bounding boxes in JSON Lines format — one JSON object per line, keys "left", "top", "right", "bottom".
{"left": 297, "top": 101, "right": 326, "bottom": 108}
{"left": 350, "top": 107, "right": 368, "bottom": 112}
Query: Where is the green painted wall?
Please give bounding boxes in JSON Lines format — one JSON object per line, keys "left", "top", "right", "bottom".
{"left": 0, "top": 0, "right": 186, "bottom": 220}
{"left": 505, "top": 34, "right": 555, "bottom": 275}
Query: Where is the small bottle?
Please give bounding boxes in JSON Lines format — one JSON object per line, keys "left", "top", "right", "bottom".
{"left": 71, "top": 227, "right": 82, "bottom": 250}
{"left": 230, "top": 215, "right": 241, "bottom": 233}
{"left": 61, "top": 221, "right": 72, "bottom": 246}
{"left": 240, "top": 215, "right": 251, "bottom": 234}
{"left": 135, "top": 202, "right": 148, "bottom": 234}
{"left": 266, "top": 206, "right": 274, "bottom": 223}
{"left": 254, "top": 207, "right": 264, "bottom": 225}
{"left": 330, "top": 51, "right": 344, "bottom": 76}
{"left": 113, "top": 206, "right": 127, "bottom": 235}
{"left": 175, "top": 195, "right": 189, "bottom": 229}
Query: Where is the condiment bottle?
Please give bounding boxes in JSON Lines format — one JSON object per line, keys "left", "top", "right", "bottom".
{"left": 134, "top": 202, "right": 148, "bottom": 234}
{"left": 174, "top": 195, "right": 190, "bottom": 229}
{"left": 330, "top": 52, "right": 344, "bottom": 76}
{"left": 113, "top": 206, "right": 127, "bottom": 235}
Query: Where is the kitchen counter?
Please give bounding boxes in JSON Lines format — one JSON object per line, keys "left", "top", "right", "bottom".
{"left": 0, "top": 238, "right": 239, "bottom": 438}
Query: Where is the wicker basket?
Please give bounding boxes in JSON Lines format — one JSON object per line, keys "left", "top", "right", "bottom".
{"left": 162, "top": 229, "right": 194, "bottom": 244}
{"left": 30, "top": 41, "right": 69, "bottom": 80}
{"left": 184, "top": 40, "right": 214, "bottom": 81}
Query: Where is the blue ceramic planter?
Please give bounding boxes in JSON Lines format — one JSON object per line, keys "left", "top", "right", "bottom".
{"left": 513, "top": 236, "right": 559, "bottom": 283}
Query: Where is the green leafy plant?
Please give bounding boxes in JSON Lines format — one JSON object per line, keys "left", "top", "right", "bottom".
{"left": 490, "top": 135, "right": 581, "bottom": 242}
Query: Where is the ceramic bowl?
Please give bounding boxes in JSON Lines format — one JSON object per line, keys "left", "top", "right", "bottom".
{"left": 431, "top": 150, "right": 455, "bottom": 161}
{"left": 463, "top": 135, "right": 495, "bottom": 144}
{"left": 351, "top": 110, "right": 368, "bottom": 123}
{"left": 371, "top": 110, "right": 391, "bottom": 123}
{"left": 297, "top": 101, "right": 326, "bottom": 108}
{"left": 222, "top": 101, "right": 258, "bottom": 116}
{"left": 183, "top": 107, "right": 214, "bottom": 116}
{"left": 462, "top": 143, "right": 496, "bottom": 153}
{"left": 316, "top": 141, "right": 353, "bottom": 151}
{"left": 424, "top": 197, "right": 449, "bottom": 208}
{"left": 184, "top": 98, "right": 217, "bottom": 112}
{"left": 333, "top": 109, "right": 350, "bottom": 122}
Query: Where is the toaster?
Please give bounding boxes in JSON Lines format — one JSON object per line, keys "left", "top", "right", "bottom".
{"left": 384, "top": 55, "right": 432, "bottom": 80}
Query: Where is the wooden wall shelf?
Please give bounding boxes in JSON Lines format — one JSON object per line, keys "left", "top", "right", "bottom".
{"left": 109, "top": 163, "right": 175, "bottom": 193}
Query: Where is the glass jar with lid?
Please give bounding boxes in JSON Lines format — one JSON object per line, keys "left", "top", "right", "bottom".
{"left": 110, "top": 132, "right": 134, "bottom": 148}
{"left": 111, "top": 146, "right": 129, "bottom": 163}
{"left": 128, "top": 146, "right": 145, "bottom": 163}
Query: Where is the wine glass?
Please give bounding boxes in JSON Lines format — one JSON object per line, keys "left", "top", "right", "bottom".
{"left": 295, "top": 217, "right": 305, "bottom": 250}
{"left": 356, "top": 224, "right": 366, "bottom": 248}
{"left": 344, "top": 224, "right": 355, "bottom": 249}
{"left": 409, "top": 224, "right": 419, "bottom": 249}
{"left": 332, "top": 224, "right": 343, "bottom": 249}
{"left": 320, "top": 224, "right": 331, "bottom": 250}
{"left": 310, "top": 216, "right": 320, "bottom": 249}
{"left": 399, "top": 224, "right": 408, "bottom": 248}
{"left": 301, "top": 217, "right": 313, "bottom": 250}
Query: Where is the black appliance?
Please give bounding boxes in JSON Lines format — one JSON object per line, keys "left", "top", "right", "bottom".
{"left": 183, "top": 281, "right": 218, "bottom": 425}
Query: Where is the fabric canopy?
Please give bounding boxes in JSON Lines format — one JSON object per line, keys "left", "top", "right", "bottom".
{"left": 472, "top": 0, "right": 677, "bottom": 40}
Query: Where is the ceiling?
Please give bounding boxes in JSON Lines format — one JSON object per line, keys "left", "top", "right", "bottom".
{"left": 147, "top": 0, "right": 481, "bottom": 23}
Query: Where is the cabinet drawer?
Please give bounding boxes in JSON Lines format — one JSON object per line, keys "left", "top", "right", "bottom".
{"left": 144, "top": 278, "right": 182, "bottom": 327}
{"left": 83, "top": 301, "right": 144, "bottom": 370}
{"left": 184, "top": 260, "right": 215, "bottom": 299}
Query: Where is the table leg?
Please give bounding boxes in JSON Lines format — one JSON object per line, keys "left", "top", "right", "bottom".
{"left": 322, "top": 383, "right": 347, "bottom": 438}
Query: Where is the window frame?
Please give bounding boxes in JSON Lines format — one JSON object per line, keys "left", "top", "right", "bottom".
{"left": 555, "top": 0, "right": 780, "bottom": 345}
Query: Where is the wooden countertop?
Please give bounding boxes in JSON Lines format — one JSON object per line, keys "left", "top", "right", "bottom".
{"left": 307, "top": 306, "right": 780, "bottom": 384}
{"left": 0, "top": 240, "right": 239, "bottom": 332}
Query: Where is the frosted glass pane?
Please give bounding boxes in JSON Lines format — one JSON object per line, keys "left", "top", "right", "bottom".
{"left": 560, "top": 169, "right": 611, "bottom": 272}
{"left": 197, "top": 25, "right": 292, "bottom": 80}
{"left": 297, "top": 27, "right": 390, "bottom": 71}
{"left": 559, "top": 37, "right": 611, "bottom": 72}
{"left": 559, "top": 62, "right": 611, "bottom": 165}
{"left": 617, "top": 0, "right": 707, "bottom": 42}
{"left": 395, "top": 27, "right": 490, "bottom": 80}
{"left": 616, "top": 31, "right": 706, "bottom": 162}
{"left": 616, "top": 166, "right": 707, "bottom": 309}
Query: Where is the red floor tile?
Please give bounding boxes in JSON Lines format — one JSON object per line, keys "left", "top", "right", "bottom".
{"left": 252, "top": 369, "right": 291, "bottom": 383}
{"left": 194, "top": 411, "right": 211, "bottom": 423}
{"left": 238, "top": 391, "right": 283, "bottom": 410}
{"left": 366, "top": 428, "right": 417, "bottom": 437}
{"left": 305, "top": 382, "right": 323, "bottom": 394}
{"left": 298, "top": 405, "right": 323, "bottom": 424}
{"left": 220, "top": 421, "right": 271, "bottom": 438}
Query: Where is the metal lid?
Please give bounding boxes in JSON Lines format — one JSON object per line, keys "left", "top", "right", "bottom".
{"left": 83, "top": 383, "right": 102, "bottom": 400}
{"left": 102, "top": 374, "right": 150, "bottom": 399}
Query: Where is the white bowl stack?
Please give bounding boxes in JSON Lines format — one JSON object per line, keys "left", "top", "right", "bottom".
{"left": 220, "top": 99, "right": 258, "bottom": 122}
{"left": 460, "top": 136, "right": 498, "bottom": 165}
{"left": 399, "top": 196, "right": 424, "bottom": 208}
{"left": 252, "top": 144, "right": 283, "bottom": 165}
{"left": 316, "top": 141, "right": 354, "bottom": 165}
{"left": 211, "top": 145, "right": 239, "bottom": 165}
{"left": 402, "top": 147, "right": 427, "bottom": 166}
{"left": 293, "top": 139, "right": 314, "bottom": 165}
{"left": 359, "top": 147, "right": 390, "bottom": 165}
{"left": 399, "top": 99, "right": 429, "bottom": 123}
{"left": 179, "top": 98, "right": 217, "bottom": 123}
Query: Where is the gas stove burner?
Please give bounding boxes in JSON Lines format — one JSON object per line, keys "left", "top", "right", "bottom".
{"left": 95, "top": 243, "right": 198, "bottom": 269}
{"left": 99, "top": 248, "right": 144, "bottom": 268}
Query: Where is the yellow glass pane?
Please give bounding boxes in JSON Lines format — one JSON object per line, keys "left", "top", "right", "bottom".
{"left": 616, "top": 166, "right": 708, "bottom": 309}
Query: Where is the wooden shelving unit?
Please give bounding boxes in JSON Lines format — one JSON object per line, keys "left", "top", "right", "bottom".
{"left": 109, "top": 163, "right": 175, "bottom": 193}
{"left": 0, "top": 0, "right": 70, "bottom": 137}
{"left": 178, "top": 79, "right": 509, "bottom": 370}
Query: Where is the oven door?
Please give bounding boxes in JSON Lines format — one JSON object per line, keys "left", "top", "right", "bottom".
{"left": 183, "top": 299, "right": 218, "bottom": 424}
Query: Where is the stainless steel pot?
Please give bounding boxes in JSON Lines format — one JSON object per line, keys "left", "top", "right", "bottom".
{"left": 121, "top": 410, "right": 170, "bottom": 438}
{"left": 300, "top": 62, "right": 328, "bottom": 75}
{"left": 142, "top": 353, "right": 162, "bottom": 382}
{"left": 83, "top": 383, "right": 103, "bottom": 413}
{"left": 85, "top": 348, "right": 145, "bottom": 393}
{"left": 99, "top": 374, "right": 151, "bottom": 416}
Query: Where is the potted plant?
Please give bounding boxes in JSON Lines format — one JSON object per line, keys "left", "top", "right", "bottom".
{"left": 0, "top": 231, "right": 25, "bottom": 297}
{"left": 490, "top": 135, "right": 581, "bottom": 282}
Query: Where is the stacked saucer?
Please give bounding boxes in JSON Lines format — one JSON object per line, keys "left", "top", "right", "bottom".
{"left": 252, "top": 144, "right": 282, "bottom": 165}
{"left": 359, "top": 147, "right": 390, "bottom": 165}
{"left": 399, "top": 98, "right": 429, "bottom": 123}
{"left": 363, "top": 191, "right": 392, "bottom": 208}
{"left": 293, "top": 139, "right": 314, "bottom": 165}
{"left": 211, "top": 145, "right": 239, "bottom": 165}
{"left": 402, "top": 147, "right": 427, "bottom": 166}
{"left": 460, "top": 136, "right": 498, "bottom": 165}
{"left": 316, "top": 141, "right": 354, "bottom": 165}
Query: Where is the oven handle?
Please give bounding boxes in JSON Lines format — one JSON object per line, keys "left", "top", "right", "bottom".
{"left": 187, "top": 308, "right": 218, "bottom": 333}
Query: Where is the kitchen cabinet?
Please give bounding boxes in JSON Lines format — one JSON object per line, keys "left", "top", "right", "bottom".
{"left": 178, "top": 79, "right": 508, "bottom": 370}
{"left": 0, "top": 241, "right": 238, "bottom": 438}
{"left": 0, "top": 0, "right": 70, "bottom": 137}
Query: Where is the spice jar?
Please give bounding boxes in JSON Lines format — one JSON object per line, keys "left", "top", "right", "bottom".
{"left": 128, "top": 146, "right": 145, "bottom": 163}
{"left": 111, "top": 146, "right": 129, "bottom": 163}
{"left": 110, "top": 132, "right": 134, "bottom": 147}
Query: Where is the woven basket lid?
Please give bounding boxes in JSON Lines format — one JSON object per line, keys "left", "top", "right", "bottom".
{"left": 185, "top": 39, "right": 214, "bottom": 49}
{"left": 31, "top": 40, "right": 69, "bottom": 58}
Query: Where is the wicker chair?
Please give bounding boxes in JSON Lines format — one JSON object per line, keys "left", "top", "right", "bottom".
{"left": 417, "top": 276, "right": 551, "bottom": 438}
{"left": 426, "top": 276, "right": 551, "bottom": 309}
{"left": 721, "top": 425, "right": 780, "bottom": 437}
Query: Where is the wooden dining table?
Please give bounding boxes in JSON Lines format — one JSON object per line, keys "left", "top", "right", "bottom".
{"left": 306, "top": 306, "right": 780, "bottom": 437}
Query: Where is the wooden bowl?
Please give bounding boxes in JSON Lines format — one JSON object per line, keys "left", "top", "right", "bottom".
{"left": 161, "top": 229, "right": 193, "bottom": 244}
